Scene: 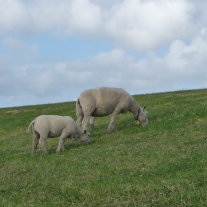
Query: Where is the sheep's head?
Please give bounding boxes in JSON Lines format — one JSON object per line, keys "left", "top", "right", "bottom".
{"left": 135, "top": 107, "right": 149, "bottom": 126}
{"left": 80, "top": 130, "right": 91, "bottom": 144}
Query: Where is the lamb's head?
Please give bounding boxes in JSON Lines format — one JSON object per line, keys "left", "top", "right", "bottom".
{"left": 80, "top": 130, "right": 91, "bottom": 144}
{"left": 135, "top": 107, "right": 149, "bottom": 126}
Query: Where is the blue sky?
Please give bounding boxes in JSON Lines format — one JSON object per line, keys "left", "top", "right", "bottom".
{"left": 26, "top": 35, "right": 114, "bottom": 61}
{"left": 0, "top": 0, "right": 207, "bottom": 108}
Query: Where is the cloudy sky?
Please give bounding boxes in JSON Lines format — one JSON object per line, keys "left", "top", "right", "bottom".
{"left": 0, "top": 0, "right": 207, "bottom": 108}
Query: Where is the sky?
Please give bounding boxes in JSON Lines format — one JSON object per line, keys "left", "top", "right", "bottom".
{"left": 0, "top": 0, "right": 207, "bottom": 108}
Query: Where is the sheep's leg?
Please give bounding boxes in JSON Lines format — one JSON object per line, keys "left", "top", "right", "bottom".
{"left": 39, "top": 136, "right": 48, "bottom": 155}
{"left": 56, "top": 129, "right": 69, "bottom": 152}
{"left": 56, "top": 137, "right": 66, "bottom": 152}
{"left": 82, "top": 115, "right": 90, "bottom": 131}
{"left": 61, "top": 141, "right": 65, "bottom": 151}
{"left": 107, "top": 113, "right": 118, "bottom": 133}
{"left": 32, "top": 131, "right": 39, "bottom": 156}
{"left": 76, "top": 115, "right": 83, "bottom": 128}
{"left": 107, "top": 105, "right": 123, "bottom": 133}
{"left": 107, "top": 102, "right": 128, "bottom": 133}
{"left": 90, "top": 117, "right": 96, "bottom": 130}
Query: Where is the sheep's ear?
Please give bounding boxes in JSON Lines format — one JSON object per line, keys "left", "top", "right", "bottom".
{"left": 143, "top": 106, "right": 146, "bottom": 110}
{"left": 84, "top": 130, "right": 87, "bottom": 134}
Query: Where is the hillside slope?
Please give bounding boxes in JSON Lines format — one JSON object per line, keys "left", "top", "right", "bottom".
{"left": 0, "top": 89, "right": 207, "bottom": 207}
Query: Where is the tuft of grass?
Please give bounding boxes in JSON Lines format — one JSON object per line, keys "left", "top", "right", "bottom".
{"left": 0, "top": 89, "right": 207, "bottom": 207}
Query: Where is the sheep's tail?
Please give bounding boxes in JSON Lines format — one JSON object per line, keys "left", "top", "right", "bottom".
{"left": 76, "top": 98, "right": 83, "bottom": 118}
{"left": 28, "top": 120, "right": 35, "bottom": 133}
{"left": 76, "top": 98, "right": 84, "bottom": 128}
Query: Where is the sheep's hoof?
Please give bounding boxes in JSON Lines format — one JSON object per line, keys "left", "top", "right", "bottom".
{"left": 90, "top": 124, "right": 94, "bottom": 130}
{"left": 106, "top": 128, "right": 115, "bottom": 134}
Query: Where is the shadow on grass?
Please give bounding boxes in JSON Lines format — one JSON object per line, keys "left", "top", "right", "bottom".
{"left": 32, "top": 140, "right": 96, "bottom": 156}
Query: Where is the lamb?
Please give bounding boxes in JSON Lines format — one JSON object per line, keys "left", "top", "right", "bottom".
{"left": 28, "top": 115, "right": 91, "bottom": 156}
{"left": 76, "top": 87, "right": 149, "bottom": 133}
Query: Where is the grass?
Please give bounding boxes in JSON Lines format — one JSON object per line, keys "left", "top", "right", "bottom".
{"left": 0, "top": 89, "right": 207, "bottom": 207}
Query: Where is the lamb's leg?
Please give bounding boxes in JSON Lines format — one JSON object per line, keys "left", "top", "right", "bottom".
{"left": 90, "top": 117, "right": 96, "bottom": 130}
{"left": 56, "top": 129, "right": 69, "bottom": 152}
{"left": 39, "top": 136, "right": 48, "bottom": 155}
{"left": 32, "top": 131, "right": 39, "bottom": 156}
{"left": 56, "top": 137, "right": 66, "bottom": 152}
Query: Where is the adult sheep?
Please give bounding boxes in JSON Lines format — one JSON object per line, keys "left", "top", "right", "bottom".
{"left": 76, "top": 87, "right": 149, "bottom": 133}
{"left": 28, "top": 115, "right": 91, "bottom": 156}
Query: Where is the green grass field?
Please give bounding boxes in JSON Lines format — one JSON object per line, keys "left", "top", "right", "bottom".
{"left": 0, "top": 89, "right": 207, "bottom": 207}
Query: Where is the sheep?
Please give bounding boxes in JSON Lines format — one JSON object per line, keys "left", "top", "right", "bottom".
{"left": 28, "top": 115, "right": 91, "bottom": 156}
{"left": 76, "top": 87, "right": 149, "bottom": 133}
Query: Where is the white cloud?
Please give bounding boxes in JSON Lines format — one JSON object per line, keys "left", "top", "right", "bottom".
{"left": 166, "top": 28, "right": 207, "bottom": 69}
{"left": 68, "top": 0, "right": 102, "bottom": 34}
{"left": 0, "top": 0, "right": 206, "bottom": 50}
{"left": 1, "top": 37, "right": 38, "bottom": 65}
{"left": 0, "top": 0, "right": 28, "bottom": 31}
{"left": 0, "top": 0, "right": 207, "bottom": 107}
{"left": 0, "top": 0, "right": 102, "bottom": 37}
{"left": 133, "top": 27, "right": 207, "bottom": 90}
{"left": 1, "top": 27, "right": 207, "bottom": 107}
{"left": 104, "top": 0, "right": 196, "bottom": 50}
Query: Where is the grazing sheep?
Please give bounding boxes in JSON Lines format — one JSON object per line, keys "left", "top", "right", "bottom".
{"left": 76, "top": 87, "right": 148, "bottom": 133}
{"left": 28, "top": 115, "right": 91, "bottom": 156}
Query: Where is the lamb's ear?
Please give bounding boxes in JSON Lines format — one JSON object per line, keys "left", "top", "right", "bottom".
{"left": 143, "top": 106, "right": 147, "bottom": 110}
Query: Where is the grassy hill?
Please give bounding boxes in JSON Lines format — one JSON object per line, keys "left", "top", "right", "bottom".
{"left": 0, "top": 89, "right": 207, "bottom": 207}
